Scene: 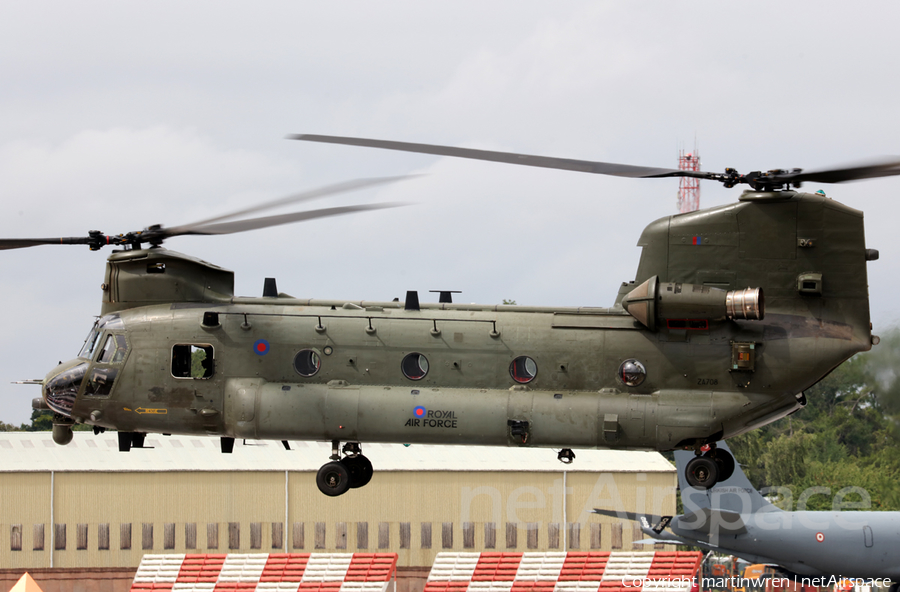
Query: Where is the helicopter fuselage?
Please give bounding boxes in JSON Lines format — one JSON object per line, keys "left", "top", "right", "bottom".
{"left": 42, "top": 190, "right": 875, "bottom": 457}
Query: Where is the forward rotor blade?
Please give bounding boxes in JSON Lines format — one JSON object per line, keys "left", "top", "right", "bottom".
{"left": 1, "top": 177, "right": 414, "bottom": 251}
{"left": 0, "top": 237, "right": 97, "bottom": 251}
{"left": 783, "top": 157, "right": 900, "bottom": 184}
{"left": 176, "top": 202, "right": 407, "bottom": 236}
{"left": 166, "top": 175, "right": 416, "bottom": 234}
{"left": 290, "top": 134, "right": 717, "bottom": 180}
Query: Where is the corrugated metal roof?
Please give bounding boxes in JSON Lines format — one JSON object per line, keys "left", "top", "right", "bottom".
{"left": 0, "top": 432, "right": 675, "bottom": 474}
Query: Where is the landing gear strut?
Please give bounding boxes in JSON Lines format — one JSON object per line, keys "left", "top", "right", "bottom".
{"left": 315, "top": 440, "right": 374, "bottom": 496}
{"left": 684, "top": 444, "right": 735, "bottom": 489}
{"left": 117, "top": 431, "right": 146, "bottom": 452}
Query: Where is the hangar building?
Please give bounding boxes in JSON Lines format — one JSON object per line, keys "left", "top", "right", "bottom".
{"left": 0, "top": 432, "right": 676, "bottom": 572}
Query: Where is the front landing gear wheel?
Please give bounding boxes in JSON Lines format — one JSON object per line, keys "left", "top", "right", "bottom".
{"left": 316, "top": 461, "right": 351, "bottom": 496}
{"left": 685, "top": 456, "right": 719, "bottom": 489}
{"left": 705, "top": 449, "right": 735, "bottom": 482}
{"left": 341, "top": 454, "right": 374, "bottom": 488}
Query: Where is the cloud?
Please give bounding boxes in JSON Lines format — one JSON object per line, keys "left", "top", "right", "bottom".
{"left": 0, "top": 126, "right": 299, "bottom": 229}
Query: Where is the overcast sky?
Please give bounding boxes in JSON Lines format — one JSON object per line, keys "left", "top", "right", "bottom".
{"left": 2, "top": 1, "right": 899, "bottom": 425}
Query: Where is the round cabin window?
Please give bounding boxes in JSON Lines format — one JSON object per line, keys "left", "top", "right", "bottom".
{"left": 618, "top": 359, "right": 646, "bottom": 387}
{"left": 294, "top": 349, "right": 322, "bottom": 377}
{"left": 510, "top": 356, "right": 538, "bottom": 384}
{"left": 401, "top": 353, "right": 429, "bottom": 381}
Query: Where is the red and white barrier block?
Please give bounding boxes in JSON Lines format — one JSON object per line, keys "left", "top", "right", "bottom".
{"left": 424, "top": 552, "right": 702, "bottom": 592}
{"left": 131, "top": 552, "right": 398, "bottom": 592}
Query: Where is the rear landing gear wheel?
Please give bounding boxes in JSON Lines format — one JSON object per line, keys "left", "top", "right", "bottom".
{"left": 685, "top": 456, "right": 719, "bottom": 489}
{"left": 341, "top": 454, "right": 374, "bottom": 488}
{"left": 316, "top": 461, "right": 350, "bottom": 496}
{"left": 705, "top": 448, "right": 735, "bottom": 482}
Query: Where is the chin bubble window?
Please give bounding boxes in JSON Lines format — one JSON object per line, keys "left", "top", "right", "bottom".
{"left": 510, "top": 356, "right": 538, "bottom": 384}
{"left": 618, "top": 359, "right": 647, "bottom": 387}
{"left": 294, "top": 349, "right": 321, "bottom": 377}
{"left": 401, "top": 353, "right": 429, "bottom": 381}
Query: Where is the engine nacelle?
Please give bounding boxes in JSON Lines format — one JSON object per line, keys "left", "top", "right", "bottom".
{"left": 621, "top": 276, "right": 763, "bottom": 331}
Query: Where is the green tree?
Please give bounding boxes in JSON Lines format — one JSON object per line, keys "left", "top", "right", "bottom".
{"left": 28, "top": 409, "right": 53, "bottom": 431}
{"left": 24, "top": 409, "right": 91, "bottom": 431}
{"left": 191, "top": 347, "right": 208, "bottom": 378}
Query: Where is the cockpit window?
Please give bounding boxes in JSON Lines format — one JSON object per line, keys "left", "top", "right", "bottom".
{"left": 79, "top": 327, "right": 101, "bottom": 359}
{"left": 97, "top": 334, "right": 128, "bottom": 364}
{"left": 98, "top": 315, "right": 124, "bottom": 331}
{"left": 172, "top": 344, "right": 214, "bottom": 379}
{"left": 111, "top": 335, "right": 128, "bottom": 363}
{"left": 78, "top": 314, "right": 124, "bottom": 358}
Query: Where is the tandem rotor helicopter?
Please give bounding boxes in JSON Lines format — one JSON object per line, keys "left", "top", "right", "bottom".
{"left": 5, "top": 134, "right": 900, "bottom": 496}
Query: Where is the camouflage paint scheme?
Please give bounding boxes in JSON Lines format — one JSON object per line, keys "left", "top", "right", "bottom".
{"left": 43, "top": 190, "right": 875, "bottom": 454}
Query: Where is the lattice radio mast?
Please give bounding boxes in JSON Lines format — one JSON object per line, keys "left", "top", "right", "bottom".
{"left": 677, "top": 146, "right": 701, "bottom": 213}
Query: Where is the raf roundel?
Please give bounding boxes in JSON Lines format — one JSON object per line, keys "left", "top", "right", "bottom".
{"left": 414, "top": 406, "right": 426, "bottom": 418}
{"left": 253, "top": 339, "right": 270, "bottom": 356}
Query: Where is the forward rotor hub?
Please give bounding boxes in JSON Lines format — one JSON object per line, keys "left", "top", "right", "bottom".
{"left": 721, "top": 168, "right": 805, "bottom": 192}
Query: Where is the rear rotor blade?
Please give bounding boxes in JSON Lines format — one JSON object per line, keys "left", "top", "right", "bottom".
{"left": 290, "top": 134, "right": 718, "bottom": 180}
{"left": 175, "top": 202, "right": 407, "bottom": 236}
{"left": 292, "top": 135, "right": 900, "bottom": 190}
{"left": 782, "top": 158, "right": 900, "bottom": 184}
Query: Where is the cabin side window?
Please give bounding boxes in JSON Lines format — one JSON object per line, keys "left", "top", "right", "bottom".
{"left": 510, "top": 356, "right": 538, "bottom": 384}
{"left": 172, "top": 344, "right": 215, "bottom": 379}
{"left": 401, "top": 353, "right": 429, "bottom": 381}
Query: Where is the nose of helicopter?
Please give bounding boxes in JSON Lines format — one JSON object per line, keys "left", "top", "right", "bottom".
{"left": 42, "top": 359, "right": 88, "bottom": 418}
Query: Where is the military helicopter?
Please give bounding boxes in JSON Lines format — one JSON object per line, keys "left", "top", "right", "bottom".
{"left": 5, "top": 134, "right": 898, "bottom": 497}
